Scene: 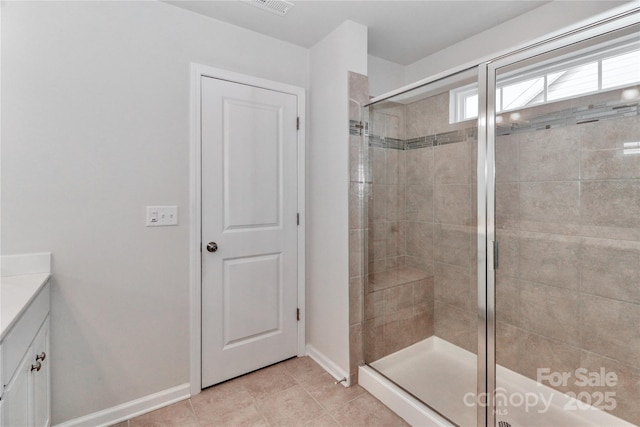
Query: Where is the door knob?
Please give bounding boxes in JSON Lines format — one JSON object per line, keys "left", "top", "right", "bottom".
{"left": 206, "top": 242, "right": 218, "bottom": 253}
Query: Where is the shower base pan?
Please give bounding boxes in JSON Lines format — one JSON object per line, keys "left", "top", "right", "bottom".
{"left": 359, "top": 337, "right": 635, "bottom": 427}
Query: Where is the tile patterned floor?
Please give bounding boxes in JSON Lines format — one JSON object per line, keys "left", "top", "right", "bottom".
{"left": 111, "top": 357, "right": 410, "bottom": 427}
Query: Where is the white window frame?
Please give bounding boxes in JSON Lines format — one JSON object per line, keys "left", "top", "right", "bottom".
{"left": 450, "top": 40, "right": 640, "bottom": 123}
{"left": 449, "top": 82, "right": 478, "bottom": 124}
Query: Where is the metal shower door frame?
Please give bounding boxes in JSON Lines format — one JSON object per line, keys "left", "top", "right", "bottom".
{"left": 481, "top": 7, "right": 640, "bottom": 427}
{"left": 360, "top": 7, "right": 639, "bottom": 425}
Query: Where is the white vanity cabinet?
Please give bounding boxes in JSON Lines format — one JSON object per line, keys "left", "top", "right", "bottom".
{"left": 32, "top": 320, "right": 50, "bottom": 427}
{"left": 2, "top": 344, "right": 32, "bottom": 427}
{"left": 1, "top": 281, "right": 51, "bottom": 427}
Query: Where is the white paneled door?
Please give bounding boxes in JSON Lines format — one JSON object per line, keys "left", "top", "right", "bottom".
{"left": 201, "top": 76, "right": 299, "bottom": 388}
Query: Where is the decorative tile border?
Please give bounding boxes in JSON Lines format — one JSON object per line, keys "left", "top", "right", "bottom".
{"left": 407, "top": 128, "right": 478, "bottom": 149}
{"left": 349, "top": 119, "right": 365, "bottom": 136}
{"left": 353, "top": 98, "right": 639, "bottom": 150}
{"left": 369, "top": 135, "right": 404, "bottom": 150}
{"left": 353, "top": 125, "right": 477, "bottom": 150}
{"left": 497, "top": 99, "right": 638, "bottom": 135}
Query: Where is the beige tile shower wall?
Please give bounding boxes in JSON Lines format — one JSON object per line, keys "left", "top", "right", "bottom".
{"left": 364, "top": 275, "right": 434, "bottom": 362}
{"left": 363, "top": 90, "right": 479, "bottom": 362}
{"left": 404, "top": 92, "right": 469, "bottom": 139}
{"left": 495, "top": 114, "right": 640, "bottom": 425}
{"left": 369, "top": 103, "right": 405, "bottom": 274}
{"left": 402, "top": 93, "right": 479, "bottom": 354}
{"left": 364, "top": 100, "right": 436, "bottom": 363}
{"left": 348, "top": 72, "right": 369, "bottom": 385}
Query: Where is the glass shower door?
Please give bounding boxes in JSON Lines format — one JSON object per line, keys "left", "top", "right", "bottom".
{"left": 490, "top": 22, "right": 640, "bottom": 427}
{"left": 363, "top": 68, "right": 484, "bottom": 426}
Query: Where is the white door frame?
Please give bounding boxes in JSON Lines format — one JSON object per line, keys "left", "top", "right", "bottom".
{"left": 189, "top": 63, "right": 306, "bottom": 396}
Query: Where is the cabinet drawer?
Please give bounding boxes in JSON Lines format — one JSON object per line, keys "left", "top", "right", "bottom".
{"left": 2, "top": 282, "right": 50, "bottom": 386}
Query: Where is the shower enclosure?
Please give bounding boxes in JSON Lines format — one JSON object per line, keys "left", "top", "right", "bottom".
{"left": 358, "top": 11, "right": 639, "bottom": 427}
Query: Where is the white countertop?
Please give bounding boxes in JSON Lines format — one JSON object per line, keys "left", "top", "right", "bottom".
{"left": 1, "top": 252, "right": 52, "bottom": 341}
{"left": 1, "top": 273, "right": 50, "bottom": 341}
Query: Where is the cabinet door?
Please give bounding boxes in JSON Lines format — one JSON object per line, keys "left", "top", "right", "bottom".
{"left": 2, "top": 349, "right": 33, "bottom": 427}
{"left": 32, "top": 318, "right": 50, "bottom": 427}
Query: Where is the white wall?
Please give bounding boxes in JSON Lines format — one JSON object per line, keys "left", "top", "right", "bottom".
{"left": 404, "top": 1, "right": 630, "bottom": 84}
{"left": 0, "top": 1, "right": 308, "bottom": 423}
{"left": 4, "top": 0, "right": 628, "bottom": 423}
{"left": 307, "top": 20, "right": 367, "bottom": 378}
{"left": 367, "top": 55, "right": 404, "bottom": 98}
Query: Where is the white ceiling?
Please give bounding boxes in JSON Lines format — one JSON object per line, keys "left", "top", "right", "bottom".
{"left": 165, "top": 0, "right": 549, "bottom": 65}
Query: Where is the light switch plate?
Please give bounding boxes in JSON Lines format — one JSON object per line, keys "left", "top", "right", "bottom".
{"left": 146, "top": 206, "right": 178, "bottom": 226}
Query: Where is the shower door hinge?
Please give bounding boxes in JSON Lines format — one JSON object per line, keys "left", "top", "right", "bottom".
{"left": 297, "top": 213, "right": 300, "bottom": 225}
{"left": 296, "top": 117, "right": 300, "bottom": 130}
{"left": 296, "top": 308, "right": 300, "bottom": 321}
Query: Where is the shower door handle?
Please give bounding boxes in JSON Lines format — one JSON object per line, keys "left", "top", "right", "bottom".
{"left": 489, "top": 240, "right": 498, "bottom": 270}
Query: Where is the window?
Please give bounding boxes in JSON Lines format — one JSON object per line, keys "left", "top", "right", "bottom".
{"left": 547, "top": 62, "right": 598, "bottom": 101}
{"left": 501, "top": 76, "right": 545, "bottom": 109}
{"left": 450, "top": 84, "right": 479, "bottom": 123}
{"left": 603, "top": 49, "right": 640, "bottom": 89}
{"left": 450, "top": 43, "right": 640, "bottom": 123}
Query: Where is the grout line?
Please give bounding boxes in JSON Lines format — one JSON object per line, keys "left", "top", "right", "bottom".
{"left": 298, "top": 378, "right": 332, "bottom": 413}
{"left": 294, "top": 363, "right": 368, "bottom": 425}
{"left": 126, "top": 359, "right": 407, "bottom": 427}
{"left": 253, "top": 395, "right": 274, "bottom": 427}
{"left": 498, "top": 271, "right": 640, "bottom": 306}
{"left": 497, "top": 322, "right": 640, "bottom": 372}
{"left": 186, "top": 398, "right": 199, "bottom": 424}
{"left": 244, "top": 378, "right": 279, "bottom": 427}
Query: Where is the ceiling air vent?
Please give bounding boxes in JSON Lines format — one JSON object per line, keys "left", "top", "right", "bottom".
{"left": 246, "top": 0, "right": 294, "bottom": 16}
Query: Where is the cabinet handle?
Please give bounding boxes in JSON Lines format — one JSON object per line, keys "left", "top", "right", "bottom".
{"left": 36, "top": 352, "right": 46, "bottom": 362}
{"left": 31, "top": 362, "right": 42, "bottom": 372}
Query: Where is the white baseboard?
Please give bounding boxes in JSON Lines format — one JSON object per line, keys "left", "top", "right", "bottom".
{"left": 305, "top": 344, "right": 350, "bottom": 387}
{"left": 53, "top": 383, "right": 190, "bottom": 427}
